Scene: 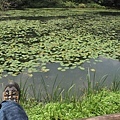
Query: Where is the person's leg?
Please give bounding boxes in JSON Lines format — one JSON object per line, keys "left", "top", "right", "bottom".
{"left": 0, "top": 101, "right": 28, "bottom": 120}
{"left": 0, "top": 81, "right": 28, "bottom": 120}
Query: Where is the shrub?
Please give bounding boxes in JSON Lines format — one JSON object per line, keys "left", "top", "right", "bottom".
{"left": 78, "top": 3, "right": 86, "bottom": 8}
{"left": 63, "top": 1, "right": 77, "bottom": 8}
{"left": 0, "top": 0, "right": 27, "bottom": 10}
{"left": 23, "top": 90, "right": 120, "bottom": 120}
{"left": 28, "top": 0, "right": 64, "bottom": 8}
{"left": 87, "top": 3, "right": 106, "bottom": 8}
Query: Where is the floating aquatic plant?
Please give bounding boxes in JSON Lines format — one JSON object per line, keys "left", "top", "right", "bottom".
{"left": 0, "top": 8, "right": 119, "bottom": 77}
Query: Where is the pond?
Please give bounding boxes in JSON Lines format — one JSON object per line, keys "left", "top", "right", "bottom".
{"left": 0, "top": 8, "right": 120, "bottom": 102}
{"left": 0, "top": 57, "right": 120, "bottom": 101}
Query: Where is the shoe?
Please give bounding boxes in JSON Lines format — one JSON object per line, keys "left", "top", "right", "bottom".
{"left": 2, "top": 81, "right": 20, "bottom": 103}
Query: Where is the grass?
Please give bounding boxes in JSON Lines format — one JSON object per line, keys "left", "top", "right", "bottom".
{"left": 19, "top": 71, "right": 120, "bottom": 120}
{"left": 23, "top": 90, "right": 120, "bottom": 120}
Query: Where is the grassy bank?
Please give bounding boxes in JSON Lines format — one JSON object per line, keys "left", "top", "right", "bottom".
{"left": 22, "top": 90, "right": 120, "bottom": 120}
{"left": 19, "top": 71, "right": 120, "bottom": 120}
{"left": 21, "top": 86, "right": 120, "bottom": 120}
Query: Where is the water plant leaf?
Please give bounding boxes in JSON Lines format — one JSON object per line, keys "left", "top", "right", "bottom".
{"left": 0, "top": 8, "right": 119, "bottom": 76}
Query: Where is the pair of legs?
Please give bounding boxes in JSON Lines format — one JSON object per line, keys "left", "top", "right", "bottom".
{"left": 0, "top": 81, "right": 28, "bottom": 120}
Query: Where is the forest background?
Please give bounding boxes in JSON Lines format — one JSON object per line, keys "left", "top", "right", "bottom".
{"left": 0, "top": 0, "right": 120, "bottom": 10}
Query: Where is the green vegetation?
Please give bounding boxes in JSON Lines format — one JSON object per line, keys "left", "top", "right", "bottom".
{"left": 23, "top": 90, "right": 120, "bottom": 120}
{"left": 0, "top": 7, "right": 120, "bottom": 120}
{"left": 0, "top": 8, "right": 120, "bottom": 78}
{"left": 19, "top": 71, "right": 120, "bottom": 120}
{"left": 0, "top": 0, "right": 120, "bottom": 10}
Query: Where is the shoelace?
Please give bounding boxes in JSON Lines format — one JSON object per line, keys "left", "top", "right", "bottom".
{"left": 3, "top": 90, "right": 19, "bottom": 102}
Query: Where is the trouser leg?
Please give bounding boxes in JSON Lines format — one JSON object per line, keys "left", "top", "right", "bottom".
{"left": 0, "top": 101, "right": 28, "bottom": 120}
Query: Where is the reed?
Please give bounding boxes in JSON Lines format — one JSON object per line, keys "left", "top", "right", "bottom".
{"left": 19, "top": 70, "right": 120, "bottom": 103}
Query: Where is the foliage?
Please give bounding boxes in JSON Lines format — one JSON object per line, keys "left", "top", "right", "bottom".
{"left": 0, "top": 0, "right": 27, "bottom": 10}
{"left": 0, "top": 0, "right": 119, "bottom": 9}
{"left": 63, "top": 1, "right": 77, "bottom": 8}
{"left": 28, "top": 0, "right": 64, "bottom": 8}
{"left": 86, "top": 3, "right": 106, "bottom": 8}
{"left": 0, "top": 8, "right": 120, "bottom": 78}
{"left": 19, "top": 69, "right": 120, "bottom": 103}
{"left": 22, "top": 90, "right": 120, "bottom": 120}
{"left": 78, "top": 3, "right": 86, "bottom": 8}
{"left": 19, "top": 71, "right": 120, "bottom": 120}
{"left": 95, "top": 0, "right": 120, "bottom": 8}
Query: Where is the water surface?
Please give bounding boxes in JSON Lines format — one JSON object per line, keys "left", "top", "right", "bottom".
{"left": 0, "top": 57, "right": 120, "bottom": 100}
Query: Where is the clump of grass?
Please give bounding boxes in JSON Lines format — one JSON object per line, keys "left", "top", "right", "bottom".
{"left": 18, "top": 70, "right": 120, "bottom": 119}
{"left": 86, "top": 3, "right": 106, "bottom": 9}
{"left": 24, "top": 90, "right": 120, "bottom": 120}
{"left": 110, "top": 67, "right": 120, "bottom": 92}
{"left": 19, "top": 77, "right": 30, "bottom": 103}
{"left": 20, "top": 69, "right": 120, "bottom": 104}
{"left": 83, "top": 68, "right": 108, "bottom": 96}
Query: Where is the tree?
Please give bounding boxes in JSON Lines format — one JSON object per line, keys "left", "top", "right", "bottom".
{"left": 0, "top": 0, "right": 27, "bottom": 10}
{"left": 94, "top": 0, "right": 120, "bottom": 8}
{"left": 114, "top": 0, "right": 120, "bottom": 8}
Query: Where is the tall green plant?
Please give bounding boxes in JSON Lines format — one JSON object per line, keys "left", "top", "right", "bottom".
{"left": 19, "top": 70, "right": 120, "bottom": 104}
{"left": 83, "top": 68, "right": 108, "bottom": 96}
{"left": 19, "top": 77, "right": 30, "bottom": 103}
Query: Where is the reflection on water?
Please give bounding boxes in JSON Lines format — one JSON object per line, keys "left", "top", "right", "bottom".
{"left": 0, "top": 57, "right": 120, "bottom": 100}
